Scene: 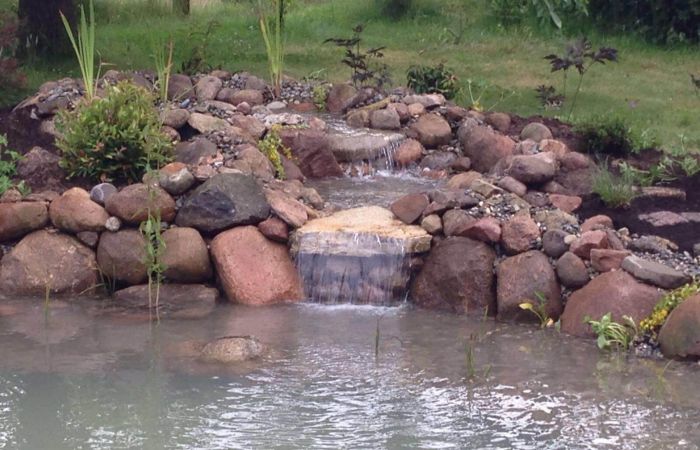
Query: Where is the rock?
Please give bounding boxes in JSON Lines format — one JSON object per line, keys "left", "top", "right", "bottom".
{"left": 161, "top": 108, "right": 190, "bottom": 129}
{"left": 281, "top": 156, "right": 304, "bottom": 182}
{"left": 158, "top": 162, "right": 195, "bottom": 196}
{"left": 446, "top": 171, "right": 482, "bottom": 190}
{"left": 199, "top": 336, "right": 265, "bottom": 363}
{"left": 507, "top": 153, "right": 557, "bottom": 185}
{"left": 387, "top": 102, "right": 410, "bottom": 122}
{"left": 89, "top": 183, "right": 118, "bottom": 205}
{"left": 278, "top": 128, "right": 344, "bottom": 178}
{"left": 555, "top": 252, "right": 590, "bottom": 288}
{"left": 327, "top": 132, "right": 404, "bottom": 162}
{"left": 420, "top": 152, "right": 457, "bottom": 171}
{"left": 410, "top": 114, "right": 452, "bottom": 148}
{"left": 229, "top": 115, "right": 266, "bottom": 140}
{"left": 407, "top": 102, "right": 426, "bottom": 116}
{"left": 187, "top": 112, "right": 231, "bottom": 134}
{"left": 96, "top": 230, "right": 148, "bottom": 285}
{"left": 161, "top": 227, "right": 212, "bottom": 283}
{"left": 176, "top": 173, "right": 270, "bottom": 233}
{"left": 451, "top": 156, "right": 471, "bottom": 172}
{"left": 411, "top": 237, "right": 496, "bottom": 314}
{"left": 76, "top": 231, "right": 99, "bottom": 248}
{"left": 394, "top": 139, "right": 423, "bottom": 167}
{"left": 638, "top": 211, "right": 689, "bottom": 227}
{"left": 326, "top": 84, "right": 358, "bottom": 113}
{"left": 658, "top": 295, "right": 700, "bottom": 359}
{"left": 346, "top": 109, "right": 370, "bottom": 128}
{"left": 458, "top": 119, "right": 516, "bottom": 173}
{"left": 485, "top": 112, "right": 511, "bottom": 132}
{"left": 264, "top": 189, "right": 308, "bottom": 228}
{"left": 105, "top": 184, "right": 176, "bottom": 225}
{"left": 370, "top": 108, "right": 401, "bottom": 130}
{"left": 175, "top": 138, "right": 218, "bottom": 165}
{"left": 167, "top": 74, "right": 194, "bottom": 100}
{"left": 402, "top": 93, "right": 445, "bottom": 108}
{"left": 496, "top": 250, "right": 561, "bottom": 322}
{"left": 534, "top": 208, "right": 578, "bottom": 231}
{"left": 694, "top": 243, "right": 700, "bottom": 257}
{"left": 420, "top": 214, "right": 442, "bottom": 235}
{"left": 442, "top": 209, "right": 475, "bottom": 237}
{"left": 218, "top": 88, "right": 263, "bottom": 106}
{"left": 211, "top": 226, "right": 304, "bottom": 305}
{"left": 559, "top": 151, "right": 591, "bottom": 171}
{"left": 113, "top": 284, "right": 218, "bottom": 320}
{"left": 590, "top": 249, "right": 630, "bottom": 272}
{"left": 258, "top": 216, "right": 289, "bottom": 243}
{"left": 0, "top": 202, "right": 49, "bottom": 242}
{"left": 105, "top": 216, "right": 121, "bottom": 232}
{"left": 560, "top": 270, "right": 662, "bottom": 337}
{"left": 581, "top": 215, "right": 613, "bottom": 232}
{"left": 390, "top": 193, "right": 429, "bottom": 225}
{"left": 548, "top": 193, "right": 582, "bottom": 213}
{"left": 49, "top": 187, "right": 109, "bottom": 233}
{"left": 501, "top": 215, "right": 540, "bottom": 255}
{"left": 542, "top": 229, "right": 569, "bottom": 258}
{"left": 470, "top": 179, "right": 503, "bottom": 198}
{"left": 0, "top": 188, "right": 22, "bottom": 203}
{"left": 15, "top": 147, "right": 65, "bottom": 191}
{"left": 457, "top": 217, "right": 501, "bottom": 243}
{"left": 628, "top": 235, "right": 678, "bottom": 254}
{"left": 0, "top": 230, "right": 99, "bottom": 296}
{"left": 161, "top": 126, "right": 180, "bottom": 142}
{"left": 244, "top": 75, "right": 267, "bottom": 90}
{"left": 570, "top": 230, "right": 609, "bottom": 259}
{"left": 234, "top": 145, "right": 275, "bottom": 180}
{"left": 520, "top": 122, "right": 553, "bottom": 142}
{"left": 497, "top": 176, "right": 527, "bottom": 197}
{"left": 621, "top": 255, "right": 691, "bottom": 289}
{"left": 195, "top": 75, "right": 223, "bottom": 102}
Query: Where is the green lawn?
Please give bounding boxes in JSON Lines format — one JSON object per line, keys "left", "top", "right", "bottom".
{"left": 4, "top": 0, "right": 700, "bottom": 151}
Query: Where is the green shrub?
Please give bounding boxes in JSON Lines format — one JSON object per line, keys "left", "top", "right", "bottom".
{"left": 56, "top": 81, "right": 172, "bottom": 182}
{"left": 640, "top": 280, "right": 700, "bottom": 337}
{"left": 406, "top": 63, "right": 459, "bottom": 99}
{"left": 588, "top": 0, "right": 700, "bottom": 44}
{"left": 592, "top": 164, "right": 637, "bottom": 208}
{"left": 575, "top": 115, "right": 650, "bottom": 157}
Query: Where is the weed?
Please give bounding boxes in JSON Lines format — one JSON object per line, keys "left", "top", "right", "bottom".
{"left": 324, "top": 24, "right": 391, "bottom": 90}
{"left": 258, "top": 125, "right": 293, "bottom": 179}
{"left": 60, "top": 0, "right": 99, "bottom": 101}
{"left": 464, "top": 307, "right": 494, "bottom": 382}
{"left": 586, "top": 312, "right": 638, "bottom": 351}
{"left": 152, "top": 38, "right": 174, "bottom": 104}
{"left": 140, "top": 211, "right": 166, "bottom": 319}
{"left": 667, "top": 135, "right": 700, "bottom": 178}
{"left": 256, "top": 0, "right": 288, "bottom": 98}
{"left": 545, "top": 37, "right": 617, "bottom": 118}
{"left": 0, "top": 133, "right": 28, "bottom": 197}
{"left": 592, "top": 164, "right": 637, "bottom": 208}
{"left": 519, "top": 291, "right": 554, "bottom": 328}
{"left": 619, "top": 159, "right": 676, "bottom": 188}
{"left": 461, "top": 79, "right": 514, "bottom": 112}
{"left": 311, "top": 83, "right": 329, "bottom": 111}
{"left": 534, "top": 84, "right": 564, "bottom": 110}
{"left": 406, "top": 63, "right": 459, "bottom": 99}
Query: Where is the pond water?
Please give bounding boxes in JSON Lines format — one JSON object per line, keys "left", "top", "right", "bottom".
{"left": 0, "top": 299, "right": 699, "bottom": 449}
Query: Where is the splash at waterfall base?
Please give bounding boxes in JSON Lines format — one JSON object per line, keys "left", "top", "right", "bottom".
{"left": 2, "top": 71, "right": 700, "bottom": 360}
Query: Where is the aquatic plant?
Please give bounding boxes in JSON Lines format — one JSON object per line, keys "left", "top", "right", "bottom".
{"left": 586, "top": 313, "right": 637, "bottom": 351}
{"left": 519, "top": 292, "right": 554, "bottom": 328}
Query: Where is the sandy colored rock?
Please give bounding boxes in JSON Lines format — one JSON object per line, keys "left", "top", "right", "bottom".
{"left": 49, "top": 187, "right": 109, "bottom": 233}
{"left": 105, "top": 184, "right": 176, "bottom": 225}
{"left": 161, "top": 227, "right": 212, "bottom": 283}
{"left": 0, "top": 202, "right": 49, "bottom": 242}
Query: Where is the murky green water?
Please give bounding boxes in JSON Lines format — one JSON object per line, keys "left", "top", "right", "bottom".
{"left": 0, "top": 299, "right": 698, "bottom": 449}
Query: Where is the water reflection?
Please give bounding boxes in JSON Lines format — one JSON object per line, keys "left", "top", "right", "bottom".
{"left": 0, "top": 299, "right": 698, "bottom": 449}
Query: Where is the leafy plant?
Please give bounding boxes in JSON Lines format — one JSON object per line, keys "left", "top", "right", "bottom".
{"left": 619, "top": 159, "right": 676, "bottom": 188}
{"left": 460, "top": 79, "right": 515, "bottom": 112}
{"left": 258, "top": 125, "right": 293, "bottom": 179}
{"left": 257, "top": 0, "right": 288, "bottom": 98}
{"left": 152, "top": 38, "right": 174, "bottom": 103}
{"left": 180, "top": 20, "right": 219, "bottom": 76}
{"left": 586, "top": 312, "right": 638, "bottom": 351}
{"left": 534, "top": 84, "right": 565, "bottom": 110}
{"left": 574, "top": 115, "right": 645, "bottom": 158}
{"left": 140, "top": 211, "right": 166, "bottom": 319}
{"left": 640, "top": 280, "right": 700, "bottom": 338}
{"left": 312, "top": 83, "right": 330, "bottom": 111}
{"left": 592, "top": 163, "right": 637, "bottom": 208}
{"left": 519, "top": 292, "right": 555, "bottom": 328}
{"left": 324, "top": 24, "right": 391, "bottom": 90}
{"left": 406, "top": 63, "right": 459, "bottom": 99}
{"left": 56, "top": 81, "right": 172, "bottom": 182}
{"left": 545, "top": 37, "right": 617, "bottom": 118}
{"left": 0, "top": 134, "right": 29, "bottom": 197}
{"left": 60, "top": 0, "right": 99, "bottom": 101}
{"left": 667, "top": 135, "right": 700, "bottom": 178}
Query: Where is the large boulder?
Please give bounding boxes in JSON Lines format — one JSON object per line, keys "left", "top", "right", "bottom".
{"left": 278, "top": 128, "right": 344, "bottom": 178}
{"left": 96, "top": 230, "right": 148, "bottom": 285}
{"left": 113, "top": 284, "right": 218, "bottom": 320}
{"left": 410, "top": 237, "right": 496, "bottom": 315}
{"left": 0, "top": 202, "right": 49, "bottom": 242}
{"left": 326, "top": 84, "right": 358, "bottom": 114}
{"left": 176, "top": 173, "right": 270, "bottom": 234}
{"left": 49, "top": 187, "right": 109, "bottom": 233}
{"left": 410, "top": 114, "right": 452, "bottom": 148}
{"left": 560, "top": 270, "right": 662, "bottom": 337}
{"left": 458, "top": 119, "right": 516, "bottom": 173}
{"left": 658, "top": 295, "right": 700, "bottom": 359}
{"left": 211, "top": 226, "right": 304, "bottom": 305}
{"left": 161, "top": 227, "right": 212, "bottom": 283}
{"left": 0, "top": 230, "right": 98, "bottom": 296}
{"left": 105, "top": 184, "right": 176, "bottom": 225}
{"left": 370, "top": 108, "right": 401, "bottom": 130}
{"left": 496, "top": 250, "right": 562, "bottom": 322}
{"left": 506, "top": 153, "right": 557, "bottom": 185}
{"left": 199, "top": 336, "right": 266, "bottom": 363}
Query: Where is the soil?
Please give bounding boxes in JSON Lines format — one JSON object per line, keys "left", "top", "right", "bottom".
{"left": 577, "top": 173, "right": 700, "bottom": 252}
{"left": 0, "top": 106, "right": 58, "bottom": 155}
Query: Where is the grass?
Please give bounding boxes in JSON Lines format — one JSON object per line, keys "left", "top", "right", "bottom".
{"left": 3, "top": 0, "right": 699, "bottom": 151}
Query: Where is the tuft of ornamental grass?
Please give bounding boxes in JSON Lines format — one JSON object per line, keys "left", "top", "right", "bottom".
{"left": 592, "top": 163, "right": 638, "bottom": 208}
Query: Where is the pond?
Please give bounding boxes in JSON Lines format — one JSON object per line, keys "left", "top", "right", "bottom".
{"left": 0, "top": 299, "right": 698, "bottom": 449}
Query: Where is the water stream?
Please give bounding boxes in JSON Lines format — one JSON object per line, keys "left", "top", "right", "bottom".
{"left": 0, "top": 299, "right": 698, "bottom": 449}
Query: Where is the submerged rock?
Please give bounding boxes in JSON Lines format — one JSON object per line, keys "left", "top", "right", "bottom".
{"left": 199, "top": 336, "right": 266, "bottom": 363}
{"left": 112, "top": 284, "right": 218, "bottom": 320}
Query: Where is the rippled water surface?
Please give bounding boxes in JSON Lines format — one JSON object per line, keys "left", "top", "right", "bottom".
{"left": 0, "top": 299, "right": 699, "bottom": 449}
